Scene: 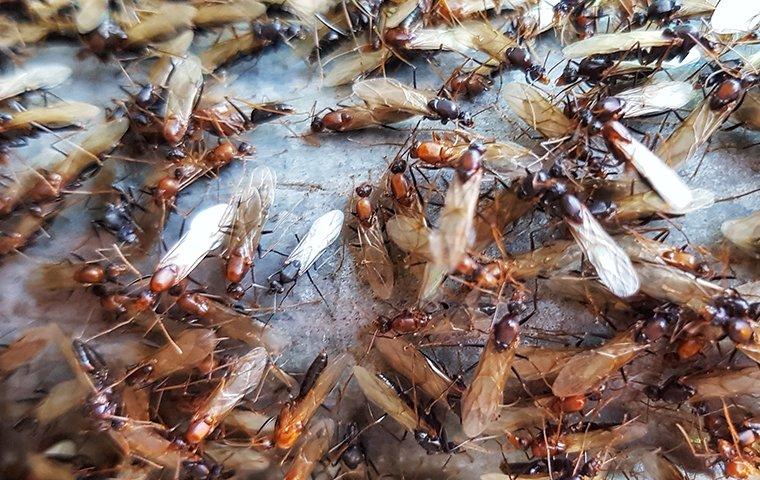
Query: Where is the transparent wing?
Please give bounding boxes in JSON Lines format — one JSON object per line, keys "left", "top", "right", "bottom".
{"left": 563, "top": 422, "right": 646, "bottom": 453}
{"left": 284, "top": 0, "right": 339, "bottom": 25}
{"left": 507, "top": 240, "right": 582, "bottom": 280}
{"left": 655, "top": 99, "right": 732, "bottom": 169}
{"left": 193, "top": 0, "right": 265, "bottom": 27}
{"left": 736, "top": 331, "right": 760, "bottom": 364}
{"left": 484, "top": 398, "right": 554, "bottom": 435}
{"left": 418, "top": 263, "right": 448, "bottom": 307}
{"left": 512, "top": 346, "right": 580, "bottom": 382}
{"left": 551, "top": 329, "right": 646, "bottom": 397}
{"left": 604, "top": 122, "right": 693, "bottom": 210}
{"left": 279, "top": 353, "right": 350, "bottom": 441}
{"left": 637, "top": 449, "right": 686, "bottom": 480}
{"left": 615, "top": 81, "right": 694, "bottom": 118}
{"left": 320, "top": 106, "right": 413, "bottom": 131}
{"left": 565, "top": 204, "right": 640, "bottom": 298}
{"left": 124, "top": 4, "right": 197, "bottom": 46}
{"left": 733, "top": 90, "right": 760, "bottom": 131}
{"left": 0, "top": 324, "right": 64, "bottom": 375}
{"left": 323, "top": 43, "right": 389, "bottom": 87}
{"left": 402, "top": 24, "right": 483, "bottom": 54}
{"left": 353, "top": 78, "right": 433, "bottom": 115}
{"left": 227, "top": 166, "right": 276, "bottom": 260}
{"left": 0, "top": 64, "right": 71, "bottom": 100}
{"left": 285, "top": 418, "right": 335, "bottom": 479}
{"left": 286, "top": 209, "right": 344, "bottom": 274}
{"left": 155, "top": 203, "right": 234, "bottom": 283}
{"left": 687, "top": 367, "right": 760, "bottom": 401}
{"left": 502, "top": 82, "right": 572, "bottom": 138}
{"left": 721, "top": 210, "right": 760, "bottom": 258}
{"left": 205, "top": 348, "right": 268, "bottom": 418}
{"left": 386, "top": 214, "right": 431, "bottom": 256}
{"left": 148, "top": 329, "right": 217, "bottom": 379}
{"left": 678, "top": 0, "right": 717, "bottom": 17}
{"left": 374, "top": 337, "right": 455, "bottom": 403}
{"left": 428, "top": 170, "right": 482, "bottom": 272}
{"left": 164, "top": 54, "right": 203, "bottom": 142}
{"left": 353, "top": 365, "right": 420, "bottom": 433}
{"left": 358, "top": 220, "right": 394, "bottom": 299}
{"left": 613, "top": 188, "right": 715, "bottom": 223}
{"left": 187, "top": 292, "right": 286, "bottom": 354}
{"left": 5, "top": 102, "right": 100, "bottom": 130}
{"left": 562, "top": 30, "right": 673, "bottom": 58}
{"left": 75, "top": 0, "right": 107, "bottom": 33}
{"left": 460, "top": 331, "right": 518, "bottom": 438}
{"left": 634, "top": 263, "right": 723, "bottom": 311}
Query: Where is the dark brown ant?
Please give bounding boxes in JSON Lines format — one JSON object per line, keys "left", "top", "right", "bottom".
{"left": 73, "top": 264, "right": 106, "bottom": 285}
{"left": 446, "top": 69, "right": 493, "bottom": 99}
{"left": 569, "top": 3, "right": 600, "bottom": 39}
{"left": 73, "top": 340, "right": 122, "bottom": 429}
{"left": 299, "top": 351, "right": 328, "bottom": 398}
{"left": 96, "top": 186, "right": 141, "bottom": 244}
{"left": 707, "top": 72, "right": 760, "bottom": 111}
{"left": 376, "top": 308, "right": 431, "bottom": 334}
{"left": 558, "top": 55, "right": 615, "bottom": 85}
{"left": 180, "top": 460, "right": 233, "bottom": 480}
{"left": 251, "top": 18, "right": 301, "bottom": 44}
{"left": 338, "top": 422, "right": 366, "bottom": 470}
{"left": 504, "top": 47, "right": 549, "bottom": 84}
{"left": 309, "top": 0, "right": 382, "bottom": 61}
{"left": 632, "top": 0, "right": 682, "bottom": 25}
{"left": 376, "top": 373, "right": 457, "bottom": 454}
{"left": 645, "top": 375, "right": 695, "bottom": 403}
{"left": 493, "top": 312, "right": 520, "bottom": 351}
{"left": 426, "top": 97, "right": 473, "bottom": 126}
{"left": 706, "top": 289, "right": 754, "bottom": 344}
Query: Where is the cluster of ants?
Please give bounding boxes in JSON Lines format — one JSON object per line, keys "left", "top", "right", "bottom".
{"left": 0, "top": 0, "right": 759, "bottom": 478}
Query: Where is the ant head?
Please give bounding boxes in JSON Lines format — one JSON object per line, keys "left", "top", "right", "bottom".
{"left": 310, "top": 115, "right": 325, "bottom": 133}
{"left": 390, "top": 158, "right": 407, "bottom": 174}
{"left": 166, "top": 147, "right": 186, "bottom": 161}
{"left": 355, "top": 183, "right": 372, "bottom": 198}
{"left": 458, "top": 111, "right": 474, "bottom": 128}
{"left": 526, "top": 65, "right": 549, "bottom": 84}
{"left": 631, "top": 11, "right": 647, "bottom": 26}
{"left": 268, "top": 279, "right": 284, "bottom": 294}
{"left": 557, "top": 62, "right": 580, "bottom": 85}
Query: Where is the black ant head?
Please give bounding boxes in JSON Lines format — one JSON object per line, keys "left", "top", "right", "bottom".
{"left": 166, "top": 147, "right": 186, "bottom": 161}
{"left": 517, "top": 169, "right": 551, "bottom": 199}
{"left": 631, "top": 11, "right": 647, "bottom": 26}
{"left": 458, "top": 110, "right": 474, "bottom": 127}
{"left": 390, "top": 158, "right": 407, "bottom": 174}
{"left": 355, "top": 183, "right": 373, "bottom": 198}
{"left": 310, "top": 115, "right": 325, "bottom": 133}
{"left": 268, "top": 279, "right": 285, "bottom": 294}
{"left": 526, "top": 65, "right": 548, "bottom": 84}
{"left": 557, "top": 62, "right": 580, "bottom": 85}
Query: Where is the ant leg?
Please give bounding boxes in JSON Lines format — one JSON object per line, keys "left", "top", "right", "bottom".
{"left": 305, "top": 269, "right": 335, "bottom": 319}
